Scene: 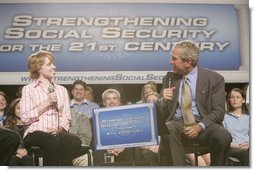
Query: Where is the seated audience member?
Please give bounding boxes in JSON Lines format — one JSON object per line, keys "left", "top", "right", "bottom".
{"left": 69, "top": 108, "right": 93, "bottom": 147}
{"left": 70, "top": 80, "right": 99, "bottom": 148}
{"left": 0, "top": 128, "right": 19, "bottom": 165}
{"left": 4, "top": 98, "right": 33, "bottom": 166}
{"left": 145, "top": 92, "right": 160, "bottom": 103}
{"left": 93, "top": 89, "right": 134, "bottom": 166}
{"left": 70, "top": 80, "right": 99, "bottom": 119}
{"left": 85, "top": 86, "right": 95, "bottom": 102}
{"left": 0, "top": 91, "right": 9, "bottom": 127}
{"left": 142, "top": 92, "right": 160, "bottom": 166}
{"left": 70, "top": 81, "right": 99, "bottom": 166}
{"left": 69, "top": 107, "right": 94, "bottom": 166}
{"left": 223, "top": 88, "right": 249, "bottom": 166}
{"left": 107, "top": 85, "right": 130, "bottom": 105}
{"left": 20, "top": 51, "right": 81, "bottom": 166}
{"left": 94, "top": 88, "right": 158, "bottom": 166}
{"left": 137, "top": 83, "right": 157, "bottom": 103}
{"left": 146, "top": 81, "right": 158, "bottom": 92}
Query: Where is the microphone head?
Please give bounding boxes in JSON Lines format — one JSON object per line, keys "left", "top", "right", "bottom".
{"left": 48, "top": 85, "right": 55, "bottom": 93}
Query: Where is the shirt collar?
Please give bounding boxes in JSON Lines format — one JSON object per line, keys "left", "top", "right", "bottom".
{"left": 185, "top": 66, "right": 198, "bottom": 83}
{"left": 70, "top": 98, "right": 88, "bottom": 106}
{"left": 227, "top": 112, "right": 244, "bottom": 119}
{"left": 33, "top": 79, "right": 42, "bottom": 88}
{"left": 33, "top": 79, "right": 55, "bottom": 88}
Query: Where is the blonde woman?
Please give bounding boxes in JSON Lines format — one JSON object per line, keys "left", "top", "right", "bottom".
{"left": 20, "top": 51, "right": 81, "bottom": 166}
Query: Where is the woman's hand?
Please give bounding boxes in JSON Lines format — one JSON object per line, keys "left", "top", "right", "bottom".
{"left": 16, "top": 148, "right": 28, "bottom": 159}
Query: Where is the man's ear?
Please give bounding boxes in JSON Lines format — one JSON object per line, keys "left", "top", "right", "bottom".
{"left": 185, "top": 59, "right": 192, "bottom": 67}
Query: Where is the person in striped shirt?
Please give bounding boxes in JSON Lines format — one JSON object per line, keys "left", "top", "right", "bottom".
{"left": 20, "top": 50, "right": 81, "bottom": 166}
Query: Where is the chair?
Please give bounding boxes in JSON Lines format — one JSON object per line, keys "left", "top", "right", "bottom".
{"left": 184, "top": 143, "right": 210, "bottom": 166}
{"left": 226, "top": 156, "right": 241, "bottom": 166}
{"left": 28, "top": 145, "right": 92, "bottom": 166}
{"left": 75, "top": 145, "right": 93, "bottom": 166}
{"left": 28, "top": 146, "right": 44, "bottom": 166}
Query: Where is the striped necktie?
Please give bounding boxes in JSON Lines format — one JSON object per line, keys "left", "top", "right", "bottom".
{"left": 181, "top": 76, "right": 196, "bottom": 126}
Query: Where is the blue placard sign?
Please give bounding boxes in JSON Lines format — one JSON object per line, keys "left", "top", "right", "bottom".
{"left": 93, "top": 103, "right": 158, "bottom": 150}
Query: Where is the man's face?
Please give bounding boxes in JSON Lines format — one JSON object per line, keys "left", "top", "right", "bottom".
{"left": 170, "top": 48, "right": 190, "bottom": 75}
{"left": 103, "top": 93, "right": 121, "bottom": 107}
{"left": 71, "top": 84, "right": 86, "bottom": 102}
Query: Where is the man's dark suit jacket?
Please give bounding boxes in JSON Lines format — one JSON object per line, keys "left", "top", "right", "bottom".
{"left": 157, "top": 66, "right": 226, "bottom": 134}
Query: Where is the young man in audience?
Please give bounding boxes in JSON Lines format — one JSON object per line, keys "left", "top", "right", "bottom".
{"left": 93, "top": 88, "right": 134, "bottom": 166}
{"left": 70, "top": 80, "right": 99, "bottom": 119}
{"left": 70, "top": 80, "right": 99, "bottom": 147}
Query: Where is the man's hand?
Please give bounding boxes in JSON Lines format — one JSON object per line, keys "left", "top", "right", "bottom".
{"left": 142, "top": 145, "right": 159, "bottom": 153}
{"left": 239, "top": 143, "right": 249, "bottom": 150}
{"left": 107, "top": 148, "right": 125, "bottom": 156}
{"left": 162, "top": 87, "right": 176, "bottom": 102}
{"left": 183, "top": 124, "right": 202, "bottom": 139}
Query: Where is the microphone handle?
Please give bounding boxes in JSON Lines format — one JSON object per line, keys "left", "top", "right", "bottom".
{"left": 167, "top": 72, "right": 172, "bottom": 88}
{"left": 168, "top": 79, "right": 171, "bottom": 88}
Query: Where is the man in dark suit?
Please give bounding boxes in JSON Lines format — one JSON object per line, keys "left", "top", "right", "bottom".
{"left": 156, "top": 40, "right": 232, "bottom": 166}
{"left": 0, "top": 128, "right": 19, "bottom": 165}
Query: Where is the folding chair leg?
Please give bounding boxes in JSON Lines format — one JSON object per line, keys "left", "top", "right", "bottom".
{"left": 32, "top": 152, "right": 36, "bottom": 166}
{"left": 194, "top": 153, "right": 198, "bottom": 166}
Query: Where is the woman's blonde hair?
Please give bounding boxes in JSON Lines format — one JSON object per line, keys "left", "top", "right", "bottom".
{"left": 28, "top": 50, "right": 55, "bottom": 79}
{"left": 141, "top": 84, "right": 157, "bottom": 102}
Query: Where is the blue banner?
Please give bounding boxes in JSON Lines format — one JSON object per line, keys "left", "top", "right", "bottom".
{"left": 0, "top": 3, "right": 240, "bottom": 72}
{"left": 93, "top": 103, "right": 158, "bottom": 150}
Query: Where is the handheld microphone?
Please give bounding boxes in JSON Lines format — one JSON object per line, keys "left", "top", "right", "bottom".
{"left": 48, "top": 85, "right": 58, "bottom": 112}
{"left": 167, "top": 72, "right": 173, "bottom": 88}
{"left": 48, "top": 85, "right": 55, "bottom": 94}
{"left": 48, "top": 85, "right": 60, "bottom": 138}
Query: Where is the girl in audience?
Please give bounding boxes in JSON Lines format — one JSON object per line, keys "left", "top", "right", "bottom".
{"left": 142, "top": 92, "right": 160, "bottom": 165}
{"left": 223, "top": 88, "right": 249, "bottom": 166}
{"left": 85, "top": 86, "right": 95, "bottom": 102}
{"left": 145, "top": 92, "right": 160, "bottom": 103}
{"left": 0, "top": 91, "right": 8, "bottom": 127}
{"left": 137, "top": 83, "right": 157, "bottom": 103}
{"left": 4, "top": 98, "right": 33, "bottom": 166}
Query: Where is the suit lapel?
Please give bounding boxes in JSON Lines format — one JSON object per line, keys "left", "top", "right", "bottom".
{"left": 196, "top": 67, "right": 208, "bottom": 100}
{"left": 167, "top": 73, "right": 182, "bottom": 121}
